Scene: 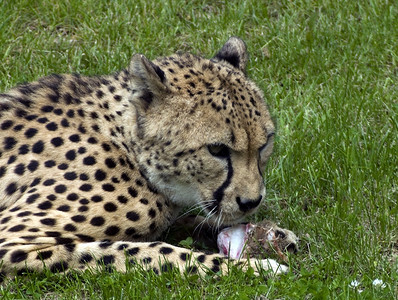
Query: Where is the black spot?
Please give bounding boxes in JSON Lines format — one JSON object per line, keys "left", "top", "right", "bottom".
{"left": 9, "top": 224, "right": 26, "bottom": 232}
{"left": 5, "top": 182, "right": 17, "bottom": 195}
{"left": 57, "top": 205, "right": 70, "bottom": 212}
{"left": 61, "top": 116, "right": 69, "bottom": 126}
{"left": 50, "top": 261, "right": 68, "bottom": 273}
{"left": 140, "top": 198, "right": 149, "bottom": 205}
{"left": 53, "top": 108, "right": 63, "bottom": 115}
{"left": 38, "top": 201, "right": 53, "bottom": 210}
{"left": 99, "top": 241, "right": 113, "bottom": 248}
{"left": 127, "top": 247, "right": 140, "bottom": 256}
{"left": 80, "top": 174, "right": 89, "bottom": 181}
{"left": 0, "top": 216, "right": 11, "bottom": 224}
{"left": 0, "top": 166, "right": 6, "bottom": 178}
{"left": 7, "top": 155, "right": 16, "bottom": 164}
{"left": 15, "top": 109, "right": 27, "bottom": 117}
{"left": 37, "top": 117, "right": 49, "bottom": 124}
{"left": 79, "top": 198, "right": 89, "bottom": 205}
{"left": 17, "top": 211, "right": 31, "bottom": 217}
{"left": 90, "top": 216, "right": 105, "bottom": 226}
{"left": 104, "top": 202, "right": 117, "bottom": 212}
{"left": 13, "top": 124, "right": 24, "bottom": 131}
{"left": 47, "top": 194, "right": 56, "bottom": 201}
{"left": 142, "top": 257, "right": 152, "bottom": 264}
{"left": 36, "top": 250, "right": 53, "bottom": 260}
{"left": 1, "top": 120, "right": 14, "bottom": 130}
{"left": 102, "top": 184, "right": 115, "bottom": 192}
{"left": 32, "top": 140, "right": 44, "bottom": 154}
{"left": 41, "top": 105, "right": 54, "bottom": 112}
{"left": 83, "top": 156, "right": 96, "bottom": 165}
{"left": 87, "top": 137, "right": 97, "bottom": 144}
{"left": 78, "top": 205, "right": 88, "bottom": 212}
{"left": 10, "top": 250, "right": 28, "bottom": 263}
{"left": 0, "top": 249, "right": 8, "bottom": 260}
{"left": 197, "top": 255, "right": 206, "bottom": 263}
{"left": 94, "top": 169, "right": 107, "bottom": 181}
{"left": 18, "top": 144, "right": 30, "bottom": 154}
{"left": 117, "top": 195, "right": 128, "bottom": 204}
{"left": 96, "top": 90, "right": 104, "bottom": 99}
{"left": 14, "top": 163, "right": 25, "bottom": 175}
{"left": 51, "top": 137, "right": 64, "bottom": 147}
{"left": 9, "top": 206, "right": 21, "bottom": 212}
{"left": 91, "top": 195, "right": 103, "bottom": 203}
{"left": 33, "top": 212, "right": 45, "bottom": 216}
{"left": 79, "top": 184, "right": 93, "bottom": 192}
{"left": 105, "top": 226, "right": 120, "bottom": 236}
{"left": 64, "top": 172, "right": 77, "bottom": 180}
{"left": 46, "top": 122, "right": 58, "bottom": 131}
{"left": 54, "top": 184, "right": 67, "bottom": 194}
{"left": 30, "top": 177, "right": 41, "bottom": 187}
{"left": 64, "top": 243, "right": 76, "bottom": 252}
{"left": 40, "top": 218, "right": 56, "bottom": 226}
{"left": 71, "top": 215, "right": 86, "bottom": 223}
{"left": 26, "top": 193, "right": 40, "bottom": 204}
{"left": 161, "top": 262, "right": 174, "bottom": 273}
{"left": 3, "top": 137, "right": 17, "bottom": 150}
{"left": 66, "top": 193, "right": 79, "bottom": 201}
{"left": 159, "top": 247, "right": 173, "bottom": 255}
{"left": 128, "top": 187, "right": 138, "bottom": 198}
{"left": 75, "top": 234, "right": 95, "bottom": 242}
{"left": 43, "top": 179, "right": 55, "bottom": 186}
{"left": 120, "top": 173, "right": 130, "bottom": 182}
{"left": 105, "top": 158, "right": 116, "bottom": 169}
{"left": 78, "top": 124, "right": 86, "bottom": 134}
{"left": 65, "top": 150, "right": 76, "bottom": 161}
{"left": 63, "top": 223, "right": 76, "bottom": 232}
{"left": 79, "top": 253, "right": 93, "bottom": 264}
{"left": 24, "top": 128, "right": 38, "bottom": 138}
{"left": 78, "top": 147, "right": 87, "bottom": 154}
{"left": 102, "top": 143, "right": 111, "bottom": 151}
{"left": 69, "top": 134, "right": 80, "bottom": 142}
{"left": 44, "top": 160, "right": 56, "bottom": 168}
{"left": 180, "top": 253, "right": 189, "bottom": 261}
{"left": 55, "top": 237, "right": 74, "bottom": 244}
{"left": 66, "top": 109, "right": 75, "bottom": 118}
{"left": 148, "top": 208, "right": 156, "bottom": 218}
{"left": 211, "top": 265, "right": 220, "bottom": 273}
{"left": 125, "top": 227, "right": 136, "bottom": 236}
{"left": 126, "top": 211, "right": 140, "bottom": 221}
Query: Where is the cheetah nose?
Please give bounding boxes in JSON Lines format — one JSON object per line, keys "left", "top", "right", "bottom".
{"left": 236, "top": 195, "right": 262, "bottom": 212}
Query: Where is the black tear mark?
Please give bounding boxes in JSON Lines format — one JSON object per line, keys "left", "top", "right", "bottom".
{"left": 211, "top": 156, "right": 233, "bottom": 209}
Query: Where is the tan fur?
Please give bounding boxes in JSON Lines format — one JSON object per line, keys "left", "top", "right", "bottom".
{"left": 0, "top": 37, "right": 291, "bottom": 279}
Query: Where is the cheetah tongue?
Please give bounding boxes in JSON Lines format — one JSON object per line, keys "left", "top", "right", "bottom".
{"left": 217, "top": 224, "right": 255, "bottom": 259}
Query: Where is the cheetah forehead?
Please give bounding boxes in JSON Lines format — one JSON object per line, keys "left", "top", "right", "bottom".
{"left": 146, "top": 54, "right": 274, "bottom": 151}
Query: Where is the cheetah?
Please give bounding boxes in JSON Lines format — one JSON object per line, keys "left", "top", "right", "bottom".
{"left": 0, "top": 37, "right": 296, "bottom": 279}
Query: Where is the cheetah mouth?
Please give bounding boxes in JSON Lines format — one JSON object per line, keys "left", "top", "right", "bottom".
{"left": 202, "top": 200, "right": 247, "bottom": 227}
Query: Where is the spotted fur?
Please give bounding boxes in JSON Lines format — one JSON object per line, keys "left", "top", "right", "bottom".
{"left": 0, "top": 37, "right": 292, "bottom": 279}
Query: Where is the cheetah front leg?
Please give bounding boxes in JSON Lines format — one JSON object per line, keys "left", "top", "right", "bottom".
{"left": 0, "top": 240, "right": 287, "bottom": 279}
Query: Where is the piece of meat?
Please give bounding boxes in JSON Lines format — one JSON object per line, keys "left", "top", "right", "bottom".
{"left": 217, "top": 221, "right": 298, "bottom": 262}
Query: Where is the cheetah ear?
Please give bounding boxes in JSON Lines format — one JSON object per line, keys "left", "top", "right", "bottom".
{"left": 212, "top": 37, "right": 248, "bottom": 72}
{"left": 129, "top": 54, "right": 167, "bottom": 111}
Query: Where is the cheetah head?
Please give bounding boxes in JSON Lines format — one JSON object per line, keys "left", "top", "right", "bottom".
{"left": 129, "top": 37, "right": 275, "bottom": 226}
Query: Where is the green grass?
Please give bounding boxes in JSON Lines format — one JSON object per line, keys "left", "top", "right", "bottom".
{"left": 0, "top": 0, "right": 397, "bottom": 298}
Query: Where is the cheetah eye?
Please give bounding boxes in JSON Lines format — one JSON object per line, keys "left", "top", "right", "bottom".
{"left": 207, "top": 144, "right": 230, "bottom": 158}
